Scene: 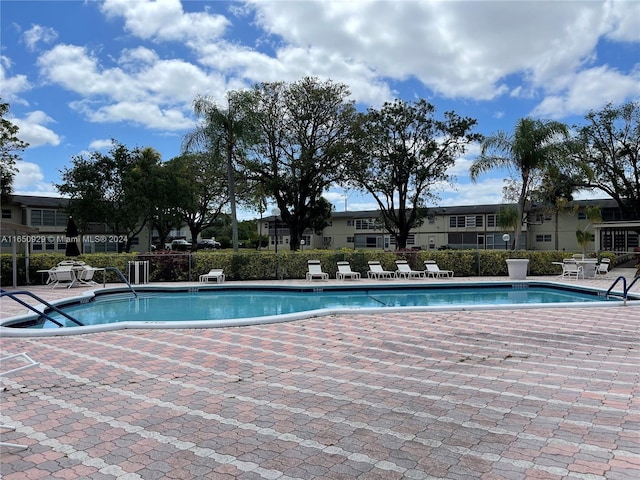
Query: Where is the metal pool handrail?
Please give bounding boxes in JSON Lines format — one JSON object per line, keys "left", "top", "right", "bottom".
{"left": 0, "top": 289, "right": 84, "bottom": 327}
{"left": 605, "top": 275, "right": 639, "bottom": 305}
{"left": 103, "top": 267, "right": 138, "bottom": 298}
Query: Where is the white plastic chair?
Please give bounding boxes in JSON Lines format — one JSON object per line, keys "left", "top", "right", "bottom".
{"left": 561, "top": 260, "right": 583, "bottom": 280}
{"left": 367, "top": 261, "right": 396, "bottom": 279}
{"left": 336, "top": 261, "right": 361, "bottom": 280}
{"left": 306, "top": 260, "right": 329, "bottom": 281}
{"left": 76, "top": 266, "right": 99, "bottom": 286}
{"left": 395, "top": 260, "right": 425, "bottom": 279}
{"left": 199, "top": 269, "right": 225, "bottom": 283}
{"left": 423, "top": 261, "right": 454, "bottom": 278}
{"left": 596, "top": 258, "right": 611, "bottom": 277}
{"left": 50, "top": 265, "right": 78, "bottom": 288}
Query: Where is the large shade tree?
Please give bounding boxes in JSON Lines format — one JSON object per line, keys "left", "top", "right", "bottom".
{"left": 348, "top": 99, "right": 482, "bottom": 250}
{"left": 572, "top": 101, "right": 640, "bottom": 220}
{"left": 0, "top": 100, "right": 29, "bottom": 201}
{"left": 57, "top": 142, "right": 158, "bottom": 252}
{"left": 243, "top": 77, "right": 357, "bottom": 250}
{"left": 470, "top": 117, "right": 570, "bottom": 251}
{"left": 168, "top": 152, "right": 229, "bottom": 249}
{"left": 144, "top": 152, "right": 184, "bottom": 250}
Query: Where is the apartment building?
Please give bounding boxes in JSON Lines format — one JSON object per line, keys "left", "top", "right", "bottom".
{"left": 2, "top": 195, "right": 637, "bottom": 255}
{"left": 1, "top": 195, "right": 153, "bottom": 254}
{"left": 264, "top": 199, "right": 639, "bottom": 254}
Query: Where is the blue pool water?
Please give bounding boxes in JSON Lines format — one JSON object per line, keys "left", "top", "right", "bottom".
{"left": 4, "top": 282, "right": 622, "bottom": 332}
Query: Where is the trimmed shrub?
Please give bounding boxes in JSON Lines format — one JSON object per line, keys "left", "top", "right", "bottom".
{"left": 0, "top": 249, "right": 625, "bottom": 286}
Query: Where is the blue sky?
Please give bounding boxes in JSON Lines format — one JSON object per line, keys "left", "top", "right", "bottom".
{"left": 2, "top": 0, "right": 639, "bottom": 219}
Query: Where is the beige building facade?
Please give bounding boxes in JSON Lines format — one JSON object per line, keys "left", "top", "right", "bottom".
{"left": 265, "top": 199, "right": 638, "bottom": 254}
{"left": 2, "top": 195, "right": 637, "bottom": 256}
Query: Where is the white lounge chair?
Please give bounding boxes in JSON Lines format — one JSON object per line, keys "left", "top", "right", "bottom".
{"left": 367, "top": 261, "right": 396, "bottom": 279}
{"left": 423, "top": 261, "right": 454, "bottom": 278}
{"left": 199, "top": 269, "right": 225, "bottom": 283}
{"left": 561, "top": 260, "right": 583, "bottom": 280}
{"left": 336, "top": 261, "right": 361, "bottom": 280}
{"left": 395, "top": 260, "right": 425, "bottom": 279}
{"left": 306, "top": 260, "right": 329, "bottom": 281}
{"left": 596, "top": 258, "right": 611, "bottom": 277}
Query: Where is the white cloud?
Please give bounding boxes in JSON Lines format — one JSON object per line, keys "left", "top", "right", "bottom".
{"left": 71, "top": 100, "right": 194, "bottom": 131}
{"left": 12, "top": 111, "right": 61, "bottom": 148}
{"left": 234, "top": 0, "right": 640, "bottom": 126}
{"left": 603, "top": 0, "right": 640, "bottom": 42}
{"left": 532, "top": 66, "right": 640, "bottom": 118}
{"left": 0, "top": 57, "right": 32, "bottom": 103}
{"left": 36, "top": 44, "right": 224, "bottom": 129}
{"left": 22, "top": 24, "right": 58, "bottom": 51}
{"left": 88, "top": 139, "right": 114, "bottom": 150}
{"left": 246, "top": 0, "right": 620, "bottom": 101}
{"left": 442, "top": 177, "right": 507, "bottom": 206}
{"left": 12, "top": 161, "right": 58, "bottom": 196}
{"left": 100, "top": 0, "right": 229, "bottom": 43}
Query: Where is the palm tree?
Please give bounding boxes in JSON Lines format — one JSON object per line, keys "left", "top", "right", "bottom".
{"left": 496, "top": 205, "right": 520, "bottom": 250}
{"left": 183, "top": 92, "right": 254, "bottom": 252}
{"left": 470, "top": 118, "right": 569, "bottom": 251}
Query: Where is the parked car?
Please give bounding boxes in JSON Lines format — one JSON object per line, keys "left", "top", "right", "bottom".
{"left": 197, "top": 239, "right": 221, "bottom": 250}
{"left": 170, "top": 239, "right": 192, "bottom": 251}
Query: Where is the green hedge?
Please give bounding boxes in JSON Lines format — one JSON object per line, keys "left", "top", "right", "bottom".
{"left": 0, "top": 249, "right": 620, "bottom": 286}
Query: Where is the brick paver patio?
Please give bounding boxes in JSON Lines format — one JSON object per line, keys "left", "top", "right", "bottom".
{"left": 1, "top": 275, "right": 639, "bottom": 479}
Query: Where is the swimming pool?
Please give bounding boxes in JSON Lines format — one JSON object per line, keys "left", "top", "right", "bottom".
{"left": 2, "top": 281, "right": 637, "bottom": 336}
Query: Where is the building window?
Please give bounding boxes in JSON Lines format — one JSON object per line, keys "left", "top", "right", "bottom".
{"left": 578, "top": 212, "right": 587, "bottom": 220}
{"left": 534, "top": 213, "right": 552, "bottom": 223}
{"left": 451, "top": 216, "right": 481, "bottom": 228}
{"left": 428, "top": 216, "right": 435, "bottom": 224}
{"left": 535, "top": 234, "right": 552, "bottom": 242}
{"left": 355, "top": 219, "right": 376, "bottom": 230}
{"left": 346, "top": 236, "right": 354, "bottom": 243}
{"left": 347, "top": 220, "right": 353, "bottom": 227}
{"left": 487, "top": 215, "right": 496, "bottom": 227}
{"left": 30, "top": 209, "right": 68, "bottom": 227}
{"left": 450, "top": 216, "right": 465, "bottom": 228}
{"left": 2, "top": 209, "right": 11, "bottom": 219}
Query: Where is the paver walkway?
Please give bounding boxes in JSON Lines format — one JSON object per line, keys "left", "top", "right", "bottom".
{"left": 1, "top": 274, "right": 639, "bottom": 478}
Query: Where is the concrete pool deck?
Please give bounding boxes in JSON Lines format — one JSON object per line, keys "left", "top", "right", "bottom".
{"left": 1, "top": 270, "right": 639, "bottom": 479}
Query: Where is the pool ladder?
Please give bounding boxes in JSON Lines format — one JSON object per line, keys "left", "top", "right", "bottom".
{"left": 0, "top": 289, "right": 84, "bottom": 327}
{"left": 103, "top": 267, "right": 138, "bottom": 298}
{"left": 605, "top": 275, "right": 639, "bottom": 305}
{"left": 0, "top": 267, "right": 137, "bottom": 329}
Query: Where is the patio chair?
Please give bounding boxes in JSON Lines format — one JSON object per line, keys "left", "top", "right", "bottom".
{"left": 199, "top": 269, "right": 225, "bottom": 283}
{"left": 423, "top": 261, "right": 454, "bottom": 278}
{"left": 306, "top": 260, "right": 329, "bottom": 281}
{"left": 561, "top": 260, "right": 583, "bottom": 280}
{"left": 367, "top": 261, "right": 396, "bottom": 279}
{"left": 595, "top": 258, "right": 611, "bottom": 277}
{"left": 76, "top": 266, "right": 100, "bottom": 286}
{"left": 395, "top": 260, "right": 425, "bottom": 279}
{"left": 336, "top": 261, "right": 361, "bottom": 280}
{"left": 50, "top": 265, "right": 78, "bottom": 288}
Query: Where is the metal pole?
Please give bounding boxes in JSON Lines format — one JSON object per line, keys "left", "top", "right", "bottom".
{"left": 275, "top": 217, "right": 280, "bottom": 279}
